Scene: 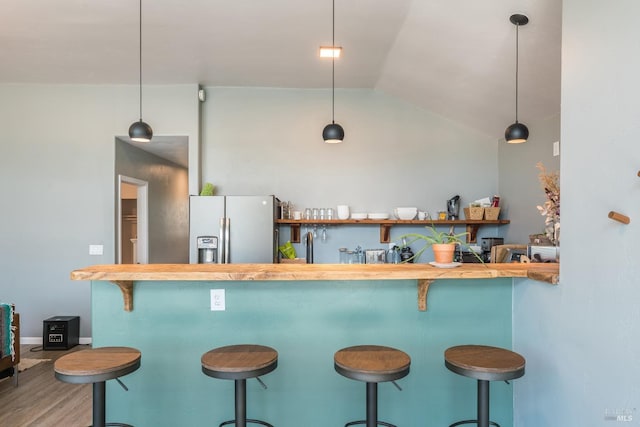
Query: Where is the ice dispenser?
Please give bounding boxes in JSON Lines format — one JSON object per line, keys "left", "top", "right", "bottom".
{"left": 197, "top": 236, "right": 218, "bottom": 264}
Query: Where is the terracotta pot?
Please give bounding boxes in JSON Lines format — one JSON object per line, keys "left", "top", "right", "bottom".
{"left": 432, "top": 243, "right": 456, "bottom": 264}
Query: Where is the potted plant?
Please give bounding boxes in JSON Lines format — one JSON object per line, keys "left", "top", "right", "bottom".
{"left": 400, "top": 224, "right": 481, "bottom": 264}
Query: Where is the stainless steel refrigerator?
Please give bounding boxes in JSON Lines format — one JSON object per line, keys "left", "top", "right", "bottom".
{"left": 189, "top": 195, "right": 277, "bottom": 263}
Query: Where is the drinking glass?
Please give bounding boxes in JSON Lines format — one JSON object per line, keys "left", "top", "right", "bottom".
{"left": 339, "top": 248, "right": 348, "bottom": 264}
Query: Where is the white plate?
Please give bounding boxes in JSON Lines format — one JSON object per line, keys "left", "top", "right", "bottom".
{"left": 368, "top": 213, "right": 389, "bottom": 220}
{"left": 351, "top": 213, "right": 368, "bottom": 220}
{"left": 429, "top": 261, "right": 462, "bottom": 269}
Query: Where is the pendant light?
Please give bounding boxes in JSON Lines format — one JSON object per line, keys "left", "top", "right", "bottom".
{"left": 322, "top": 0, "right": 344, "bottom": 144}
{"left": 504, "top": 14, "right": 529, "bottom": 144}
{"left": 128, "top": 0, "right": 153, "bottom": 143}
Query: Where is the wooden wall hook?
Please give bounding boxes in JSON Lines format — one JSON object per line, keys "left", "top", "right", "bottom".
{"left": 608, "top": 211, "right": 630, "bottom": 224}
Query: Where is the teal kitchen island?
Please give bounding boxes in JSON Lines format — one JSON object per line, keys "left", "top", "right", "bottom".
{"left": 72, "top": 263, "right": 558, "bottom": 427}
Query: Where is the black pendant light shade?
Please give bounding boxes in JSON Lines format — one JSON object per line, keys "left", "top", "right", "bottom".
{"left": 128, "top": 0, "right": 152, "bottom": 143}
{"left": 322, "top": 0, "right": 344, "bottom": 143}
{"left": 322, "top": 122, "right": 345, "bottom": 143}
{"left": 504, "top": 121, "right": 529, "bottom": 143}
{"left": 505, "top": 13, "right": 528, "bottom": 144}
{"left": 129, "top": 120, "right": 153, "bottom": 142}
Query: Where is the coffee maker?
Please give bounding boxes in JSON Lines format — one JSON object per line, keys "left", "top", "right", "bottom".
{"left": 447, "top": 195, "right": 461, "bottom": 220}
{"left": 481, "top": 237, "right": 504, "bottom": 262}
{"left": 197, "top": 236, "right": 218, "bottom": 264}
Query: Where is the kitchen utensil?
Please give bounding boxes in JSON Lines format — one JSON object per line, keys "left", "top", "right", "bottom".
{"left": 368, "top": 213, "right": 390, "bottom": 219}
{"left": 365, "top": 249, "right": 386, "bottom": 264}
{"left": 393, "top": 207, "right": 417, "bottom": 220}
{"left": 337, "top": 205, "right": 350, "bottom": 220}
{"left": 386, "top": 245, "right": 400, "bottom": 264}
{"left": 447, "top": 195, "right": 460, "bottom": 220}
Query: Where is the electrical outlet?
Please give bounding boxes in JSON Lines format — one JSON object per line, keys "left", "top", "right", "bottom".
{"left": 553, "top": 141, "right": 560, "bottom": 156}
{"left": 89, "top": 244, "right": 103, "bottom": 255}
{"left": 210, "top": 289, "right": 226, "bottom": 311}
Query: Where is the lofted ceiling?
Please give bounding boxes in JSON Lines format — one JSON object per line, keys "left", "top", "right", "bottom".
{"left": 1, "top": 0, "right": 561, "bottom": 143}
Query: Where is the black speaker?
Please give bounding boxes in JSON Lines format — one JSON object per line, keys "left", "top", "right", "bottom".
{"left": 43, "top": 316, "right": 79, "bottom": 350}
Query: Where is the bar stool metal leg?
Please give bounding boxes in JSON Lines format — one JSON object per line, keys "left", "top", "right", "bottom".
{"left": 90, "top": 381, "right": 135, "bottom": 427}
{"left": 219, "top": 378, "right": 274, "bottom": 427}
{"left": 478, "top": 380, "right": 489, "bottom": 427}
{"left": 344, "top": 382, "right": 396, "bottom": 427}
{"left": 235, "top": 379, "right": 247, "bottom": 427}
{"left": 94, "top": 382, "right": 106, "bottom": 427}
{"left": 366, "top": 382, "right": 377, "bottom": 427}
{"left": 449, "top": 379, "right": 499, "bottom": 427}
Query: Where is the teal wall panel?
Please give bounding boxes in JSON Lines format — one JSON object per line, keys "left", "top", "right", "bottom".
{"left": 92, "top": 278, "right": 515, "bottom": 426}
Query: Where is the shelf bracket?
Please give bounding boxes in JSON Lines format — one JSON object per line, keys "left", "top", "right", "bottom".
{"left": 289, "top": 224, "right": 301, "bottom": 243}
{"left": 111, "top": 280, "right": 134, "bottom": 311}
{"left": 417, "top": 279, "right": 434, "bottom": 311}
{"left": 466, "top": 224, "right": 479, "bottom": 243}
{"left": 380, "top": 225, "right": 392, "bottom": 243}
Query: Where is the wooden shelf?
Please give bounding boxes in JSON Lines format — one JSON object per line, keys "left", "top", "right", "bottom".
{"left": 275, "top": 219, "right": 510, "bottom": 244}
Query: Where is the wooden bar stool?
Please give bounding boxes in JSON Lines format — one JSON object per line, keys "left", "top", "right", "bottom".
{"left": 334, "top": 345, "right": 411, "bottom": 427}
{"left": 201, "top": 344, "right": 278, "bottom": 427}
{"left": 444, "top": 345, "right": 525, "bottom": 427}
{"left": 54, "top": 346, "right": 141, "bottom": 427}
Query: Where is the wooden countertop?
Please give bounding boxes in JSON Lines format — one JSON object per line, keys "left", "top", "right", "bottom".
{"left": 71, "top": 262, "right": 558, "bottom": 283}
{"left": 71, "top": 263, "right": 558, "bottom": 312}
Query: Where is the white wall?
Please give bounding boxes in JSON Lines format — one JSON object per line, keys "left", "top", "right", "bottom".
{"left": 203, "top": 87, "right": 498, "bottom": 210}
{"left": 499, "top": 113, "right": 561, "bottom": 244}
{"left": 0, "top": 84, "right": 199, "bottom": 338}
{"left": 514, "top": 1, "right": 640, "bottom": 425}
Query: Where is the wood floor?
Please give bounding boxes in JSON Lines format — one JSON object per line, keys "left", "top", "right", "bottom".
{"left": 0, "top": 344, "right": 92, "bottom": 427}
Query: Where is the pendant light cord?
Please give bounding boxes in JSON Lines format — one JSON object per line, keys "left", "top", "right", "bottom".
{"left": 138, "top": 0, "right": 143, "bottom": 121}
{"left": 331, "top": 0, "right": 336, "bottom": 124}
{"left": 514, "top": 22, "right": 519, "bottom": 123}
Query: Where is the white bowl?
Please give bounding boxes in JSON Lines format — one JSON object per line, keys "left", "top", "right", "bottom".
{"left": 351, "top": 213, "right": 368, "bottom": 220}
{"left": 368, "top": 213, "right": 389, "bottom": 220}
{"left": 393, "top": 207, "right": 418, "bottom": 220}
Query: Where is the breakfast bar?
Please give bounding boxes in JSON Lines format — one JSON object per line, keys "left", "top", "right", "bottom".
{"left": 72, "top": 263, "right": 558, "bottom": 426}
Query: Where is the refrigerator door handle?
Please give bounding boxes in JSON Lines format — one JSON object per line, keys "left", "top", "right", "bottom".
{"left": 218, "top": 217, "right": 225, "bottom": 264}
{"left": 224, "top": 217, "right": 231, "bottom": 263}
{"left": 274, "top": 228, "right": 279, "bottom": 263}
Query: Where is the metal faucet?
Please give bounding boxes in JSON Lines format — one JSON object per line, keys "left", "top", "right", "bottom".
{"left": 305, "top": 231, "right": 314, "bottom": 264}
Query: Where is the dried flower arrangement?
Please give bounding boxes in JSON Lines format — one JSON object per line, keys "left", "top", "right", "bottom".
{"left": 536, "top": 162, "right": 560, "bottom": 245}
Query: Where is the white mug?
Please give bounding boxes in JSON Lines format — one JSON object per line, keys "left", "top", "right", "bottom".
{"left": 336, "top": 205, "right": 350, "bottom": 220}
{"left": 292, "top": 210, "right": 302, "bottom": 220}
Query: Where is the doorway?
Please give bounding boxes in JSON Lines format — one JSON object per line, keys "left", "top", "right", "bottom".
{"left": 117, "top": 175, "right": 149, "bottom": 264}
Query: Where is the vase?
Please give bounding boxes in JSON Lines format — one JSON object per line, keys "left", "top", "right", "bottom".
{"left": 432, "top": 243, "right": 456, "bottom": 264}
